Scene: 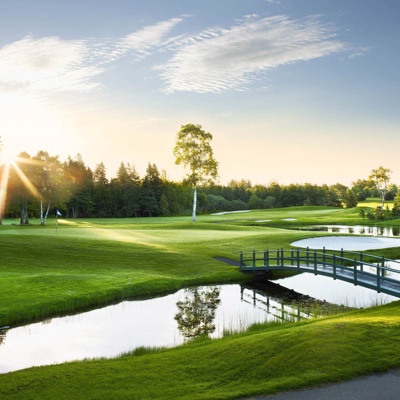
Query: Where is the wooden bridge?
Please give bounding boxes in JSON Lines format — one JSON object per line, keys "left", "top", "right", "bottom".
{"left": 239, "top": 248, "right": 400, "bottom": 298}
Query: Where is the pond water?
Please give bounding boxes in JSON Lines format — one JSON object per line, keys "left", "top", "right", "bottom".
{"left": 0, "top": 275, "right": 396, "bottom": 374}
{"left": 291, "top": 235, "right": 400, "bottom": 251}
{"left": 293, "top": 225, "right": 400, "bottom": 237}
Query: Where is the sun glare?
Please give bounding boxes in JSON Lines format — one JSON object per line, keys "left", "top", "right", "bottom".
{"left": 0, "top": 143, "right": 44, "bottom": 218}
{"left": 0, "top": 151, "right": 17, "bottom": 167}
{"left": 0, "top": 140, "right": 18, "bottom": 167}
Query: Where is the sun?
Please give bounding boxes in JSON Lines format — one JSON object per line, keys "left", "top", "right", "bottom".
{"left": 1, "top": 135, "right": 20, "bottom": 166}
{"left": 0, "top": 150, "right": 18, "bottom": 167}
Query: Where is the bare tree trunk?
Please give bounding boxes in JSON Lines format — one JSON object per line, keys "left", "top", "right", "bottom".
{"left": 40, "top": 197, "right": 44, "bottom": 225}
{"left": 72, "top": 206, "right": 79, "bottom": 218}
{"left": 192, "top": 185, "right": 197, "bottom": 222}
{"left": 43, "top": 201, "right": 51, "bottom": 225}
{"left": 20, "top": 201, "right": 29, "bottom": 225}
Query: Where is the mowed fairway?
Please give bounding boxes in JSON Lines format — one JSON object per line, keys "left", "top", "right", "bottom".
{"left": 0, "top": 212, "right": 314, "bottom": 327}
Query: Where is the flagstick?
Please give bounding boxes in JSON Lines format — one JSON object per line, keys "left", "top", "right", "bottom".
{"left": 55, "top": 210, "right": 62, "bottom": 234}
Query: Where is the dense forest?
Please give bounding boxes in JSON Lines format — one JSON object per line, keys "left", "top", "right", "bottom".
{"left": 0, "top": 151, "right": 399, "bottom": 224}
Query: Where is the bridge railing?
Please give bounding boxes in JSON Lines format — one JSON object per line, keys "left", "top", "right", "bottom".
{"left": 239, "top": 248, "right": 400, "bottom": 297}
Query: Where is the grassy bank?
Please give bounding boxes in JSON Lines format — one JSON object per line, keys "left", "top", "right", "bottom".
{"left": 1, "top": 206, "right": 400, "bottom": 398}
{"left": 1, "top": 301, "right": 400, "bottom": 399}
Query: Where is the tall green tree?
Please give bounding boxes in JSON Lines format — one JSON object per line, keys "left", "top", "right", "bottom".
{"left": 93, "top": 162, "right": 111, "bottom": 217}
{"left": 369, "top": 166, "right": 392, "bottom": 208}
{"left": 343, "top": 188, "right": 358, "bottom": 208}
{"left": 112, "top": 162, "right": 141, "bottom": 217}
{"left": 174, "top": 124, "right": 218, "bottom": 222}
{"left": 65, "top": 155, "right": 94, "bottom": 218}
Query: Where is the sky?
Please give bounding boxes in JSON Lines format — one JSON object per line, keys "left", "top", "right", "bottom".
{"left": 0, "top": 0, "right": 399, "bottom": 186}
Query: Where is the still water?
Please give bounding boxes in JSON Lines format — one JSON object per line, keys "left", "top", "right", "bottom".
{"left": 0, "top": 276, "right": 396, "bottom": 374}
{"left": 294, "top": 225, "right": 400, "bottom": 237}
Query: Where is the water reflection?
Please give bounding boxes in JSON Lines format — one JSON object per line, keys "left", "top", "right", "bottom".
{"left": 175, "top": 287, "right": 221, "bottom": 339}
{"left": 294, "top": 225, "right": 400, "bottom": 237}
{"left": 0, "top": 280, "right": 396, "bottom": 374}
{"left": 0, "top": 327, "right": 8, "bottom": 346}
{"left": 241, "top": 281, "right": 349, "bottom": 323}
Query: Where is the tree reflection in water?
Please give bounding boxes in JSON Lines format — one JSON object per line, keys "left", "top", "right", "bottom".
{"left": 0, "top": 327, "right": 8, "bottom": 346}
{"left": 174, "top": 286, "right": 221, "bottom": 339}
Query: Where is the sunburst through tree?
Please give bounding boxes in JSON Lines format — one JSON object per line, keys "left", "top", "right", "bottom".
{"left": 0, "top": 139, "right": 42, "bottom": 225}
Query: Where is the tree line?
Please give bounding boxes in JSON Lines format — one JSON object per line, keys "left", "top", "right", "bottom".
{"left": 0, "top": 126, "right": 397, "bottom": 224}
{"left": 0, "top": 149, "right": 398, "bottom": 225}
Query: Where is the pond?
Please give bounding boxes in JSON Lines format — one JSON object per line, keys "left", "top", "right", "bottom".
{"left": 291, "top": 225, "right": 400, "bottom": 237}
{"left": 291, "top": 235, "right": 400, "bottom": 251}
{"left": 0, "top": 274, "right": 396, "bottom": 374}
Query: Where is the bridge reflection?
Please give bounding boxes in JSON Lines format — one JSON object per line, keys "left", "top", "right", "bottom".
{"left": 240, "top": 281, "right": 349, "bottom": 323}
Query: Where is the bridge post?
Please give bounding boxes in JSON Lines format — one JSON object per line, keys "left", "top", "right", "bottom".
{"left": 333, "top": 254, "right": 337, "bottom": 279}
{"left": 323, "top": 247, "right": 326, "bottom": 266}
{"left": 354, "top": 259, "right": 358, "bottom": 286}
{"left": 291, "top": 248, "right": 294, "bottom": 265}
{"left": 252, "top": 250, "right": 256, "bottom": 267}
{"left": 306, "top": 247, "right": 309, "bottom": 266}
{"left": 281, "top": 248, "right": 284, "bottom": 266}
{"left": 263, "top": 250, "right": 268, "bottom": 267}
{"left": 266, "top": 250, "right": 269, "bottom": 267}
{"left": 381, "top": 257, "right": 385, "bottom": 277}
{"left": 297, "top": 248, "right": 300, "bottom": 269}
{"left": 377, "top": 264, "right": 381, "bottom": 292}
{"left": 341, "top": 248, "right": 344, "bottom": 266}
{"left": 314, "top": 251, "right": 317, "bottom": 274}
{"left": 276, "top": 249, "right": 280, "bottom": 266}
{"left": 240, "top": 251, "right": 243, "bottom": 267}
{"left": 360, "top": 252, "right": 364, "bottom": 271}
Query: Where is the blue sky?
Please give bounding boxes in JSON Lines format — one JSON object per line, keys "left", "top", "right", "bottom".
{"left": 0, "top": 0, "right": 399, "bottom": 185}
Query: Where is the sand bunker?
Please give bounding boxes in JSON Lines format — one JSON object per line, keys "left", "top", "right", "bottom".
{"left": 211, "top": 210, "right": 251, "bottom": 216}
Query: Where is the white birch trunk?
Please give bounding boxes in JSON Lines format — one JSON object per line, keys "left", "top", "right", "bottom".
{"left": 40, "top": 197, "right": 51, "bottom": 225}
{"left": 192, "top": 185, "right": 197, "bottom": 222}
{"left": 40, "top": 197, "right": 44, "bottom": 225}
{"left": 43, "top": 201, "right": 51, "bottom": 225}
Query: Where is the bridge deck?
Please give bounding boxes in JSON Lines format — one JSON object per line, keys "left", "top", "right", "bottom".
{"left": 240, "top": 248, "right": 400, "bottom": 298}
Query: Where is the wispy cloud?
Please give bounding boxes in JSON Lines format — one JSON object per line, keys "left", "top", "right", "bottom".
{"left": 0, "top": 36, "right": 104, "bottom": 93}
{"left": 157, "top": 15, "right": 347, "bottom": 93}
{"left": 139, "top": 117, "right": 164, "bottom": 124}
{"left": 0, "top": 14, "right": 348, "bottom": 96}
{"left": 117, "top": 17, "right": 183, "bottom": 59}
{"left": 0, "top": 18, "right": 184, "bottom": 96}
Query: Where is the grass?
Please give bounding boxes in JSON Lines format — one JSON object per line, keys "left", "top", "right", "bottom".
{"left": 1, "top": 303, "right": 400, "bottom": 399}
{"left": 1, "top": 206, "right": 400, "bottom": 398}
{"left": 358, "top": 197, "right": 394, "bottom": 210}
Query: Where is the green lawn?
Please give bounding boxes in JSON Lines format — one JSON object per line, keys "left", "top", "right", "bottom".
{"left": 1, "top": 206, "right": 400, "bottom": 399}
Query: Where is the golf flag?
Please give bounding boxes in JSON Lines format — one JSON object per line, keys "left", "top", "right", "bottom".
{"left": 56, "top": 210, "right": 62, "bottom": 217}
